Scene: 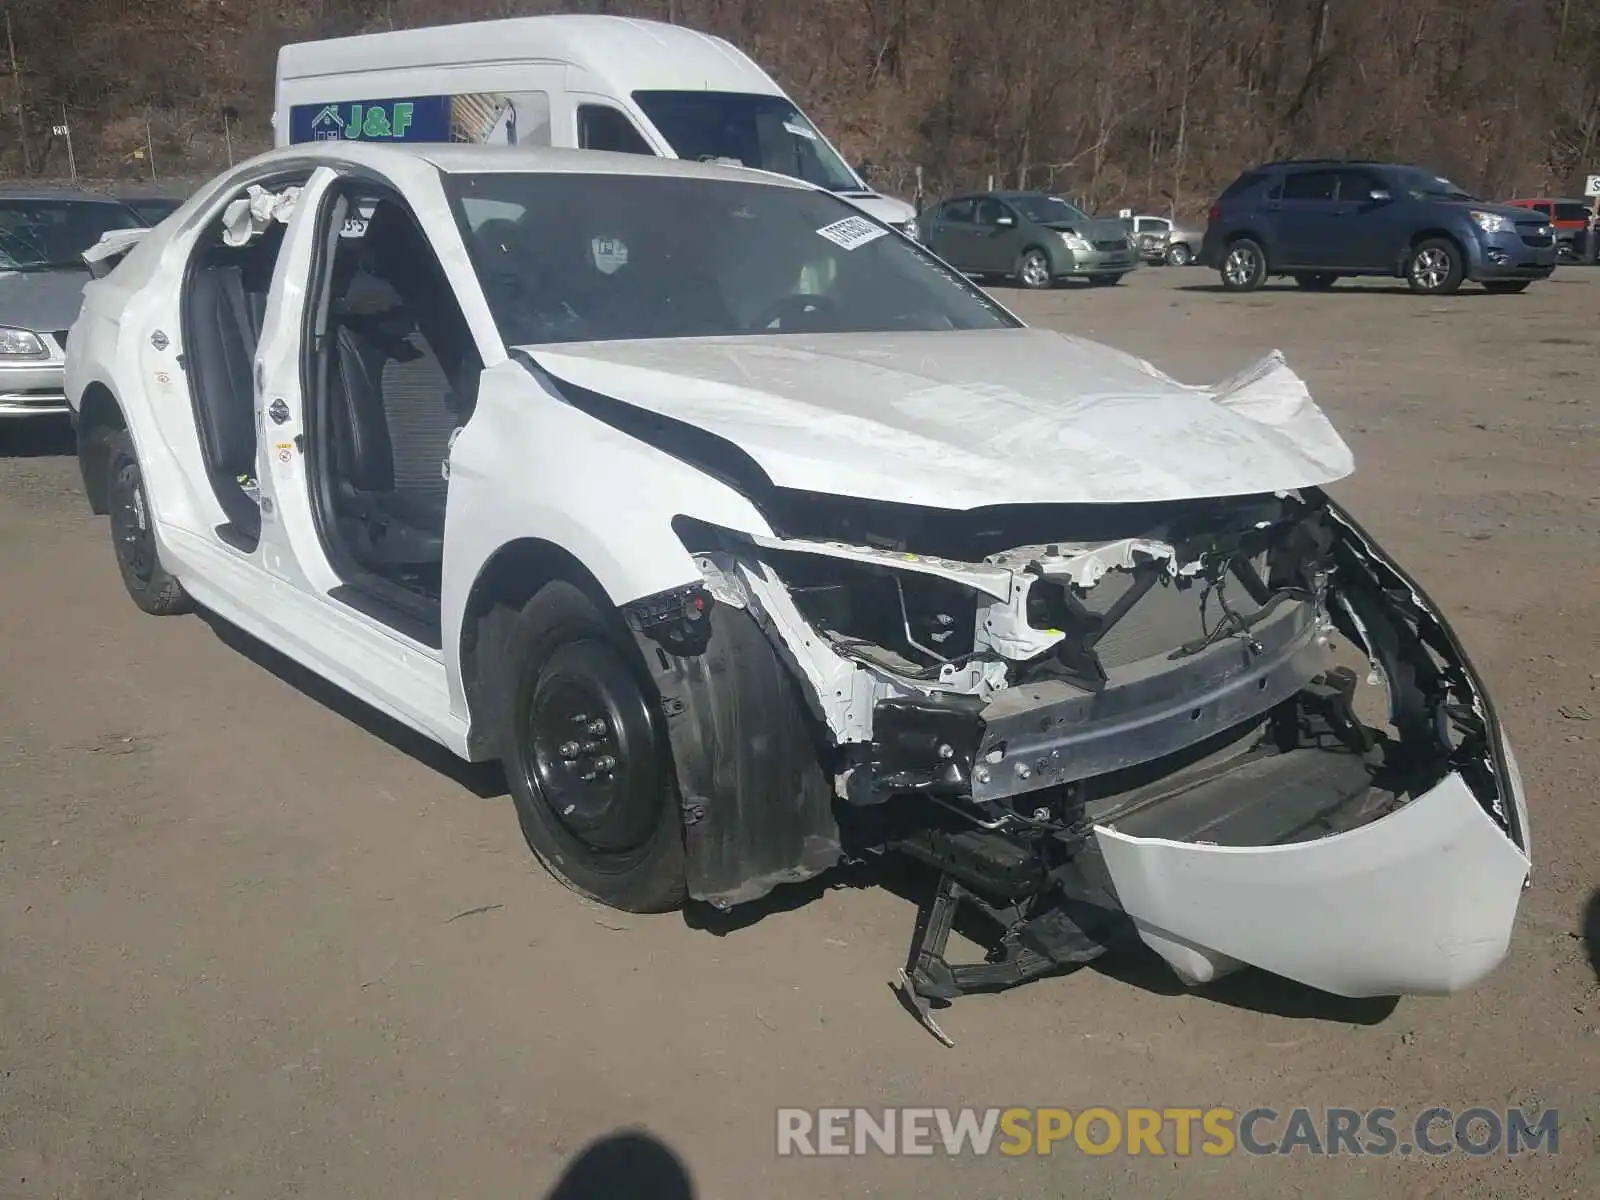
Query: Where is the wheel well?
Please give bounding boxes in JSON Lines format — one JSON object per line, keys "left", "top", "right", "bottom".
{"left": 1406, "top": 229, "right": 1465, "bottom": 267}
{"left": 76, "top": 383, "right": 126, "bottom": 515}
{"left": 458, "top": 538, "right": 616, "bottom": 758}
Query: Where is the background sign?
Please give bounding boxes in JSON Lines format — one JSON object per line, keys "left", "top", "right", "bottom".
{"left": 288, "top": 96, "right": 452, "bottom": 144}
{"left": 1585, "top": 173, "right": 1600, "bottom": 197}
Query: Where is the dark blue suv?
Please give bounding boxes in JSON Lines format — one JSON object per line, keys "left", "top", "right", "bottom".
{"left": 1199, "top": 160, "right": 1558, "bottom": 295}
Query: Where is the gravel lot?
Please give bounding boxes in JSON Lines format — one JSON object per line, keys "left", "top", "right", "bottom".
{"left": 2, "top": 267, "right": 1596, "bottom": 1199}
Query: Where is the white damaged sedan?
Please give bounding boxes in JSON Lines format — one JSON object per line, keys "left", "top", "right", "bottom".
{"left": 65, "top": 143, "right": 1530, "bottom": 1037}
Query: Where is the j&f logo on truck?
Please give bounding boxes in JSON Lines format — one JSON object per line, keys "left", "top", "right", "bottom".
{"left": 307, "top": 101, "right": 415, "bottom": 140}
{"left": 774, "top": 1106, "right": 1560, "bottom": 1157}
{"left": 289, "top": 96, "right": 454, "bottom": 145}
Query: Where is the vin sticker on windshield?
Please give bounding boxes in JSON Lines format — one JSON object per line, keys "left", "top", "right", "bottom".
{"left": 816, "top": 216, "right": 886, "bottom": 251}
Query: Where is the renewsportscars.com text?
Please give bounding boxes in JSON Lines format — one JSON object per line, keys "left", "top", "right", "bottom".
{"left": 775, "top": 1105, "right": 1560, "bottom": 1158}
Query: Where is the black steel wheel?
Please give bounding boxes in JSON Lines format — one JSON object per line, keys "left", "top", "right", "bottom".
{"left": 498, "top": 581, "right": 685, "bottom": 912}
{"left": 105, "top": 429, "right": 191, "bottom": 615}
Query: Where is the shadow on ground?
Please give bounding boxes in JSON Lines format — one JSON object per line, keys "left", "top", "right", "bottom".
{"left": 199, "top": 610, "right": 507, "bottom": 800}
{"left": 546, "top": 1130, "right": 695, "bottom": 1200}
{"left": 1175, "top": 281, "right": 1511, "bottom": 297}
{"left": 0, "top": 416, "right": 75, "bottom": 457}
{"left": 693, "top": 853, "right": 1398, "bottom": 1026}
{"left": 1584, "top": 889, "right": 1600, "bottom": 984}
{"left": 1088, "top": 942, "right": 1400, "bottom": 1024}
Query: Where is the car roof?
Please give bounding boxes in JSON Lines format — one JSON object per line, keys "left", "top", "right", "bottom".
{"left": 941, "top": 190, "right": 1074, "bottom": 202}
{"left": 278, "top": 14, "right": 779, "bottom": 99}
{"left": 247, "top": 140, "right": 815, "bottom": 190}
{"left": 1256, "top": 159, "right": 1393, "bottom": 169}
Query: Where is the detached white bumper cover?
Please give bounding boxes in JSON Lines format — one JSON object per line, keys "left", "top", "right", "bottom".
{"left": 1094, "top": 767, "right": 1531, "bottom": 997}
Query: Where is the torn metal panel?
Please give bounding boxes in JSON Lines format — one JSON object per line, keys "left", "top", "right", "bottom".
{"left": 972, "top": 600, "right": 1324, "bottom": 802}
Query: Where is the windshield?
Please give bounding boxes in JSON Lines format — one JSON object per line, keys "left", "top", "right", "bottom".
{"left": 0, "top": 199, "right": 142, "bottom": 270}
{"left": 447, "top": 172, "right": 1016, "bottom": 346}
{"left": 1009, "top": 194, "right": 1087, "bottom": 224}
{"left": 1390, "top": 169, "right": 1476, "bottom": 202}
{"left": 631, "top": 91, "right": 862, "bottom": 192}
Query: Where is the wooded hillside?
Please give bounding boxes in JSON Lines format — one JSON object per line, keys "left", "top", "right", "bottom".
{"left": 7, "top": 0, "right": 1599, "bottom": 211}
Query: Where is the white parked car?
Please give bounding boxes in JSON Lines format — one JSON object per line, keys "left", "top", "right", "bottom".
{"left": 1130, "top": 213, "right": 1204, "bottom": 266}
{"left": 65, "top": 143, "right": 1530, "bottom": 1038}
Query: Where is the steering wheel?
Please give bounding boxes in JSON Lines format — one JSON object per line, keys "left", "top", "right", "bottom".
{"left": 751, "top": 292, "right": 839, "bottom": 332}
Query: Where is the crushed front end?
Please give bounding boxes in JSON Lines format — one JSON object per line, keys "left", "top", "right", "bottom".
{"left": 634, "top": 488, "right": 1530, "bottom": 1038}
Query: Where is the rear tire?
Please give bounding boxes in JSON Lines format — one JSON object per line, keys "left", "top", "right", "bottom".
{"left": 1294, "top": 273, "right": 1339, "bottom": 290}
{"left": 496, "top": 581, "right": 686, "bottom": 913}
{"left": 1165, "top": 242, "right": 1192, "bottom": 267}
{"left": 1220, "top": 238, "right": 1267, "bottom": 291}
{"left": 1087, "top": 273, "right": 1122, "bottom": 286}
{"left": 1482, "top": 280, "right": 1530, "bottom": 294}
{"left": 1406, "top": 238, "right": 1464, "bottom": 294}
{"left": 105, "top": 429, "right": 192, "bottom": 616}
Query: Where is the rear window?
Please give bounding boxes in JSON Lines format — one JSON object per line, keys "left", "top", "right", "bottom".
{"left": 1554, "top": 202, "right": 1592, "bottom": 222}
{"left": 1218, "top": 171, "right": 1268, "bottom": 202}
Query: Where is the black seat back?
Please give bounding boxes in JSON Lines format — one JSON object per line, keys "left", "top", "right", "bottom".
{"left": 331, "top": 320, "right": 398, "bottom": 494}
{"left": 186, "top": 265, "right": 258, "bottom": 479}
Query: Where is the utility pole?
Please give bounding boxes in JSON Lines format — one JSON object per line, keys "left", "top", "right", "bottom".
{"left": 5, "top": 8, "right": 29, "bottom": 175}
{"left": 53, "top": 102, "right": 74, "bottom": 182}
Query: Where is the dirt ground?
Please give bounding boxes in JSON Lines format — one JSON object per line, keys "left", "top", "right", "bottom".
{"left": 2, "top": 267, "right": 1596, "bottom": 1200}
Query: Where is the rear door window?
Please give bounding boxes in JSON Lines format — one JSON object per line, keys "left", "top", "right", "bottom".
{"left": 1554, "top": 202, "right": 1592, "bottom": 222}
{"left": 1281, "top": 171, "right": 1338, "bottom": 202}
{"left": 939, "top": 199, "right": 976, "bottom": 224}
{"left": 1219, "top": 170, "right": 1268, "bottom": 201}
{"left": 1334, "top": 170, "right": 1384, "bottom": 201}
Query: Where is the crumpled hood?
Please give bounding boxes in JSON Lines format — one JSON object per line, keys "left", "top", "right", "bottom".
{"left": 525, "top": 327, "right": 1355, "bottom": 509}
{"left": 1043, "top": 216, "right": 1129, "bottom": 241}
{"left": 0, "top": 268, "right": 89, "bottom": 333}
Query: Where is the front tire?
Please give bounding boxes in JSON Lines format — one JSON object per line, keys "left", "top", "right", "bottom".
{"left": 1015, "top": 247, "right": 1053, "bottom": 289}
{"left": 1220, "top": 238, "right": 1267, "bottom": 291}
{"left": 1087, "top": 273, "right": 1122, "bottom": 286}
{"left": 498, "top": 581, "right": 686, "bottom": 913}
{"left": 1482, "top": 280, "right": 1530, "bottom": 294}
{"left": 1407, "top": 238, "right": 1464, "bottom": 294}
{"left": 1165, "top": 242, "right": 1192, "bottom": 267}
{"left": 1294, "top": 273, "right": 1339, "bottom": 290}
{"left": 105, "top": 429, "right": 192, "bottom": 616}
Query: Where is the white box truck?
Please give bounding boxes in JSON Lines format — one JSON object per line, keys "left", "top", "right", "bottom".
{"left": 273, "top": 14, "right": 918, "bottom": 235}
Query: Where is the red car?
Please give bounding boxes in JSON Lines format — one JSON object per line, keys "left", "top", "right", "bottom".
{"left": 1506, "top": 197, "right": 1595, "bottom": 261}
